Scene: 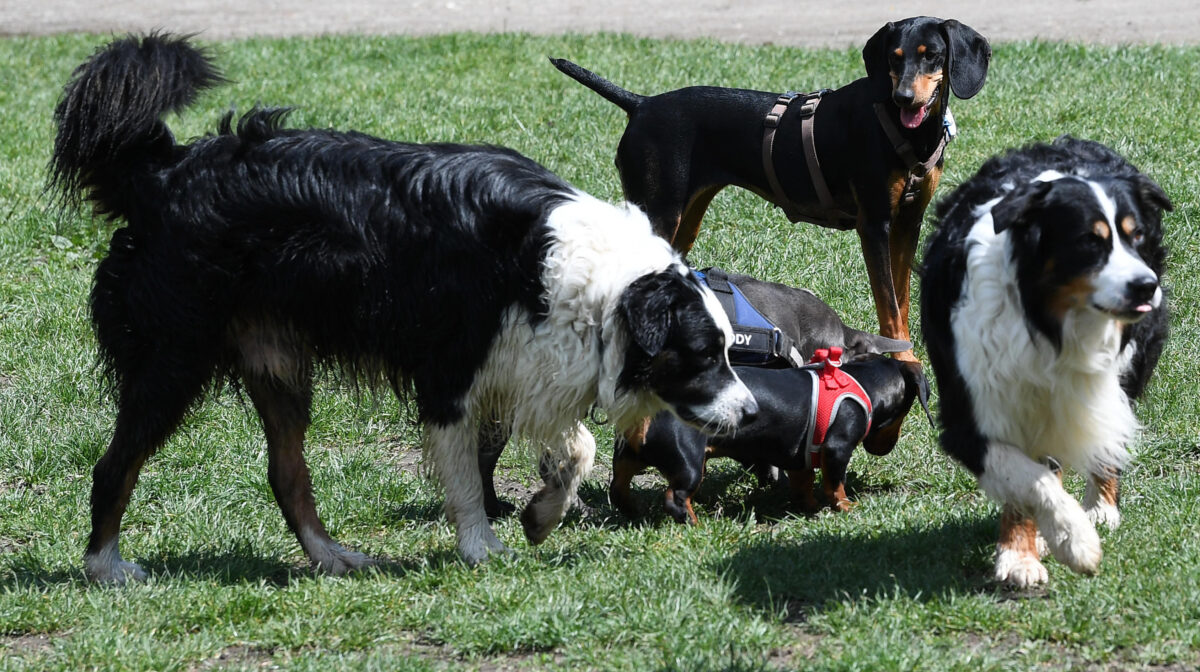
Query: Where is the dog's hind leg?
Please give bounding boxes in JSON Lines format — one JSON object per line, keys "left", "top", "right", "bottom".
{"left": 243, "top": 373, "right": 372, "bottom": 575}
{"left": 978, "top": 443, "right": 1102, "bottom": 579}
{"left": 1083, "top": 468, "right": 1122, "bottom": 530}
{"left": 426, "top": 419, "right": 510, "bottom": 565}
{"left": 522, "top": 421, "right": 596, "bottom": 545}
{"left": 85, "top": 364, "right": 210, "bottom": 584}
{"left": 478, "top": 419, "right": 515, "bottom": 520}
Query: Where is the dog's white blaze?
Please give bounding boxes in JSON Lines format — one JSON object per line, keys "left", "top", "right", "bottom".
{"left": 1084, "top": 180, "right": 1161, "bottom": 314}
{"left": 688, "top": 276, "right": 756, "bottom": 433}
{"left": 979, "top": 444, "right": 1102, "bottom": 576}
{"left": 952, "top": 191, "right": 1136, "bottom": 477}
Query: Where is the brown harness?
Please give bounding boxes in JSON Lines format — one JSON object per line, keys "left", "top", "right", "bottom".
{"left": 761, "top": 91, "right": 948, "bottom": 228}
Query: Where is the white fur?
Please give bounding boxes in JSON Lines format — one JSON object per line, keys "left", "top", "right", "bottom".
{"left": 978, "top": 445, "right": 1102, "bottom": 583}
{"left": 83, "top": 538, "right": 147, "bottom": 585}
{"left": 953, "top": 175, "right": 1148, "bottom": 582}
{"left": 298, "top": 527, "right": 374, "bottom": 574}
{"left": 953, "top": 189, "right": 1138, "bottom": 476}
{"left": 424, "top": 192, "right": 751, "bottom": 564}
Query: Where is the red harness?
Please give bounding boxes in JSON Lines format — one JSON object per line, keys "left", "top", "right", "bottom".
{"left": 804, "top": 347, "right": 873, "bottom": 468}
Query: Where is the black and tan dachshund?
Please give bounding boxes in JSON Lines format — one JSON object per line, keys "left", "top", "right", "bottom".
{"left": 551, "top": 17, "right": 990, "bottom": 355}
{"left": 618, "top": 354, "right": 932, "bottom": 524}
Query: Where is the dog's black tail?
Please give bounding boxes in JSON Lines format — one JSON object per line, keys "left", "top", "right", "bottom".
{"left": 549, "top": 58, "right": 644, "bottom": 113}
{"left": 49, "top": 33, "right": 226, "bottom": 216}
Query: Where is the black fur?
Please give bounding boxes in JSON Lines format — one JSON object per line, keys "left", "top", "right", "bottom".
{"left": 626, "top": 356, "right": 928, "bottom": 523}
{"left": 550, "top": 17, "right": 990, "bottom": 351}
{"left": 52, "top": 34, "right": 755, "bottom": 579}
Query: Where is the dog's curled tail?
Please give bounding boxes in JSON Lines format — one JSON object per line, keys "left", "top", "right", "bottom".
{"left": 549, "top": 58, "right": 643, "bottom": 113}
{"left": 49, "top": 33, "right": 226, "bottom": 213}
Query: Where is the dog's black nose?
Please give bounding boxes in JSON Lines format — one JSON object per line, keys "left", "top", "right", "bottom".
{"left": 893, "top": 89, "right": 916, "bottom": 107}
{"left": 740, "top": 396, "right": 759, "bottom": 426}
{"left": 1127, "top": 275, "right": 1159, "bottom": 305}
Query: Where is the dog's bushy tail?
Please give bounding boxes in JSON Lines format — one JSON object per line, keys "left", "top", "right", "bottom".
{"left": 49, "top": 32, "right": 225, "bottom": 215}
{"left": 549, "top": 58, "right": 643, "bottom": 113}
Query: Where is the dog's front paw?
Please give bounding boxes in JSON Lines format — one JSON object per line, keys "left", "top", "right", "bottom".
{"left": 993, "top": 547, "right": 1048, "bottom": 587}
{"left": 312, "top": 546, "right": 375, "bottom": 576}
{"left": 1038, "top": 506, "right": 1102, "bottom": 575}
{"left": 84, "top": 553, "right": 148, "bottom": 585}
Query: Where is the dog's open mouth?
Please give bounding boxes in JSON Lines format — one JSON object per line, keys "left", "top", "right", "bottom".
{"left": 899, "top": 98, "right": 935, "bottom": 129}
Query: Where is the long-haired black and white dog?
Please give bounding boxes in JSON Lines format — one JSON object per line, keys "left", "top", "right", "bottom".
{"left": 921, "top": 136, "right": 1171, "bottom": 587}
{"left": 50, "top": 34, "right": 757, "bottom": 584}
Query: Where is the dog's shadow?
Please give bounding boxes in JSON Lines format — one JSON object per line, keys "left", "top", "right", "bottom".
{"left": 708, "top": 514, "right": 1001, "bottom": 618}
{"left": 0, "top": 542, "right": 449, "bottom": 589}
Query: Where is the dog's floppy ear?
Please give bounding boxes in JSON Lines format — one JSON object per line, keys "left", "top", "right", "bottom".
{"left": 619, "top": 272, "right": 675, "bottom": 357}
{"left": 904, "top": 362, "right": 936, "bottom": 430}
{"left": 862, "top": 21, "right": 897, "bottom": 98}
{"left": 991, "top": 179, "right": 1055, "bottom": 234}
{"left": 1132, "top": 173, "right": 1174, "bottom": 215}
{"left": 942, "top": 19, "right": 991, "bottom": 99}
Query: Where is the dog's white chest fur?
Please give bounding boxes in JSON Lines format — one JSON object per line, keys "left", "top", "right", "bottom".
{"left": 950, "top": 207, "right": 1137, "bottom": 474}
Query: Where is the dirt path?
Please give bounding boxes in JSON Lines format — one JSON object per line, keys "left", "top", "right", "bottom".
{"left": 5, "top": 0, "right": 1200, "bottom": 45}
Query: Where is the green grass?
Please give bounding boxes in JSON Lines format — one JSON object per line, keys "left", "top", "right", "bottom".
{"left": 1, "top": 32, "right": 1199, "bottom": 671}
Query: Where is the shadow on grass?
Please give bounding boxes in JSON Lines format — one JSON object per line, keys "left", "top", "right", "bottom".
{"left": 0, "top": 541, "right": 455, "bottom": 589}
{"left": 708, "top": 514, "right": 998, "bottom": 619}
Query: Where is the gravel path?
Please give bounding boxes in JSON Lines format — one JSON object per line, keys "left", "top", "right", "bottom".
{"left": 4, "top": 0, "right": 1199, "bottom": 46}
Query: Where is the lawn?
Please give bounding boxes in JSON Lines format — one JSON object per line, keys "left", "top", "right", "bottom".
{"left": 1, "top": 32, "right": 1198, "bottom": 671}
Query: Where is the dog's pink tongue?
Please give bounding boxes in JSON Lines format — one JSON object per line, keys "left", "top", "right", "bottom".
{"left": 900, "top": 105, "right": 928, "bottom": 129}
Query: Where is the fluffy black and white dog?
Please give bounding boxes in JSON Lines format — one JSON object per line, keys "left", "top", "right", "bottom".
{"left": 50, "top": 34, "right": 757, "bottom": 584}
{"left": 921, "top": 136, "right": 1171, "bottom": 587}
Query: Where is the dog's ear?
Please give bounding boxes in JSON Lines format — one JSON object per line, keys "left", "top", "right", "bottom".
{"left": 863, "top": 334, "right": 912, "bottom": 355}
{"left": 991, "top": 179, "right": 1055, "bottom": 234}
{"left": 1131, "top": 173, "right": 1174, "bottom": 215}
{"left": 942, "top": 19, "right": 991, "bottom": 99}
{"left": 903, "top": 362, "right": 936, "bottom": 430}
{"left": 619, "top": 272, "right": 675, "bottom": 357}
{"left": 862, "top": 21, "right": 896, "bottom": 98}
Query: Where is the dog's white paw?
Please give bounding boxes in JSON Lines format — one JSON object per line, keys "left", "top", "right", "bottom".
{"left": 458, "top": 525, "right": 512, "bottom": 567}
{"left": 84, "top": 551, "right": 147, "bottom": 585}
{"left": 1037, "top": 506, "right": 1102, "bottom": 575}
{"left": 993, "top": 547, "right": 1048, "bottom": 587}
{"left": 312, "top": 546, "right": 375, "bottom": 575}
{"left": 1085, "top": 500, "right": 1122, "bottom": 531}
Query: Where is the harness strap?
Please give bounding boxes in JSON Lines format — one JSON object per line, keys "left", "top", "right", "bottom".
{"left": 697, "top": 268, "right": 807, "bottom": 368}
{"left": 798, "top": 95, "right": 845, "bottom": 228}
{"left": 872, "top": 102, "right": 948, "bottom": 205}
{"left": 762, "top": 92, "right": 805, "bottom": 223}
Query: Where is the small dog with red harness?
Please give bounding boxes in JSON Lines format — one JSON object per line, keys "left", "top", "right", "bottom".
{"left": 551, "top": 16, "right": 990, "bottom": 355}
{"left": 615, "top": 346, "right": 932, "bottom": 524}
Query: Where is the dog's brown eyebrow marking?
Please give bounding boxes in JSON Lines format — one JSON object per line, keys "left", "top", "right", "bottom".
{"left": 894, "top": 48, "right": 904, "bottom": 57}
{"left": 1120, "top": 215, "right": 1137, "bottom": 237}
{"left": 917, "top": 45, "right": 927, "bottom": 54}
{"left": 1093, "top": 220, "right": 1111, "bottom": 240}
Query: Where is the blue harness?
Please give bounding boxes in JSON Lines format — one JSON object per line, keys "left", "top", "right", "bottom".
{"left": 693, "top": 268, "right": 804, "bottom": 367}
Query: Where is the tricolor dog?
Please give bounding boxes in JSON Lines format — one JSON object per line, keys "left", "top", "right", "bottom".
{"left": 50, "top": 34, "right": 757, "bottom": 583}
{"left": 921, "top": 137, "right": 1170, "bottom": 587}
{"left": 551, "top": 17, "right": 990, "bottom": 356}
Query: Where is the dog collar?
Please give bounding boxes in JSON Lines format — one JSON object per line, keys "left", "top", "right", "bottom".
{"left": 803, "top": 346, "right": 873, "bottom": 469}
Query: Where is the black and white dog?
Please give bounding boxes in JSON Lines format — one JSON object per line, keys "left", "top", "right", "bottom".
{"left": 50, "top": 34, "right": 757, "bottom": 584}
{"left": 921, "top": 136, "right": 1171, "bottom": 587}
